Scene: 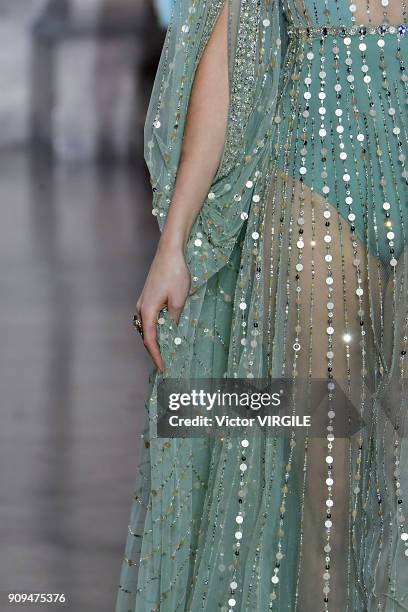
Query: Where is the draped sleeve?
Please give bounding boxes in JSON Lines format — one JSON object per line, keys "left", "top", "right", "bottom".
{"left": 144, "top": 0, "right": 288, "bottom": 295}
{"left": 115, "top": 5, "right": 289, "bottom": 607}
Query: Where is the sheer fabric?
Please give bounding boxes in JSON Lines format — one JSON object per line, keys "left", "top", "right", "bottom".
{"left": 116, "top": 1, "right": 408, "bottom": 610}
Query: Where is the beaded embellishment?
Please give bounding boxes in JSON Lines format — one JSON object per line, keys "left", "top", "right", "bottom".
{"left": 116, "top": 1, "right": 408, "bottom": 610}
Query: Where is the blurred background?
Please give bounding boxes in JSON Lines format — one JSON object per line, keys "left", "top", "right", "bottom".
{"left": 0, "top": 1, "right": 170, "bottom": 610}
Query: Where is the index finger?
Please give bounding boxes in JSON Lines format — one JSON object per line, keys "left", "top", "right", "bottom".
{"left": 141, "top": 308, "right": 164, "bottom": 372}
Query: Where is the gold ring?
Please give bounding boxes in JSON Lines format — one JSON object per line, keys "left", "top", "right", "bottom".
{"left": 132, "top": 314, "right": 143, "bottom": 337}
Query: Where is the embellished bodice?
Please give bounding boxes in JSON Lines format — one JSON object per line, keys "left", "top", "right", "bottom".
{"left": 267, "top": 0, "right": 408, "bottom": 267}
{"left": 282, "top": 0, "right": 408, "bottom": 31}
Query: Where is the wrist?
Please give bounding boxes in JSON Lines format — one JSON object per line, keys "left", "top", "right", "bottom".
{"left": 157, "top": 231, "right": 188, "bottom": 254}
{"left": 159, "top": 215, "right": 194, "bottom": 251}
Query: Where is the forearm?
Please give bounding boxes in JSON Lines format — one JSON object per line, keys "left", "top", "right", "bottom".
{"left": 158, "top": 1, "right": 229, "bottom": 252}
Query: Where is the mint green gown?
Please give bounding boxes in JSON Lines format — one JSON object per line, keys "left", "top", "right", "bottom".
{"left": 116, "top": 1, "right": 408, "bottom": 610}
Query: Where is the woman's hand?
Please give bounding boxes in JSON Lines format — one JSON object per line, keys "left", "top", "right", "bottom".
{"left": 135, "top": 242, "right": 191, "bottom": 372}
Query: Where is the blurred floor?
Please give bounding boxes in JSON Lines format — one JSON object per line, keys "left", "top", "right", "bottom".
{"left": 0, "top": 150, "right": 159, "bottom": 611}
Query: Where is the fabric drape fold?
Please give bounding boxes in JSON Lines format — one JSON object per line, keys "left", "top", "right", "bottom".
{"left": 116, "top": 2, "right": 287, "bottom": 610}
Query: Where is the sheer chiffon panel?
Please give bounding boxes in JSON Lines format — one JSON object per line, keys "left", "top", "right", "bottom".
{"left": 229, "top": 13, "right": 408, "bottom": 608}
{"left": 256, "top": 170, "right": 408, "bottom": 609}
